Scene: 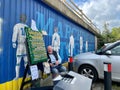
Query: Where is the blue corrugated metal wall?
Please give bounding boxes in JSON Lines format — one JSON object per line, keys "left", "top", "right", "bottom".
{"left": 0, "top": 0, "right": 95, "bottom": 89}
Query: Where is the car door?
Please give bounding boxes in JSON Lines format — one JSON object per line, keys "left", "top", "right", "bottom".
{"left": 108, "top": 44, "right": 120, "bottom": 80}
{"left": 98, "top": 44, "right": 120, "bottom": 81}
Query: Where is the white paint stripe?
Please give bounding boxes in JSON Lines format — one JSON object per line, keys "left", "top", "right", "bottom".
{"left": 0, "top": 18, "right": 3, "bottom": 37}
{"left": 0, "top": 48, "right": 2, "bottom": 53}
{"left": 104, "top": 64, "right": 108, "bottom": 72}
{"left": 0, "top": 18, "right": 3, "bottom": 54}
{"left": 0, "top": 2, "right": 1, "bottom": 7}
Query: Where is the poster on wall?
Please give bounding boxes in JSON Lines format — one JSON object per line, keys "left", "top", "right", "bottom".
{"left": 25, "top": 27, "right": 47, "bottom": 65}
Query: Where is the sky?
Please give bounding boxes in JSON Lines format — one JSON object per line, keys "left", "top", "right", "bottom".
{"left": 73, "top": 0, "right": 120, "bottom": 32}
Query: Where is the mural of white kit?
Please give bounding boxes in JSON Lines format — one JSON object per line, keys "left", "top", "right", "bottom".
{"left": 80, "top": 36, "right": 83, "bottom": 53}
{"left": 86, "top": 41, "right": 88, "bottom": 52}
{"left": 69, "top": 34, "right": 74, "bottom": 56}
{"left": 12, "top": 15, "right": 28, "bottom": 80}
{"left": 52, "top": 27, "right": 60, "bottom": 53}
{"left": 80, "top": 36, "right": 88, "bottom": 53}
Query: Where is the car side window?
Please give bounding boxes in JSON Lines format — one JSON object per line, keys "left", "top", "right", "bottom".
{"left": 111, "top": 45, "right": 120, "bottom": 55}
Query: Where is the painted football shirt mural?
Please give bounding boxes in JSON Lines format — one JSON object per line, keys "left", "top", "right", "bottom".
{"left": 69, "top": 34, "right": 74, "bottom": 56}
{"left": 52, "top": 27, "right": 60, "bottom": 53}
{"left": 86, "top": 41, "right": 88, "bottom": 52}
{"left": 12, "top": 14, "right": 28, "bottom": 80}
{"left": 0, "top": 1, "right": 96, "bottom": 90}
{"left": 80, "top": 36, "right": 83, "bottom": 53}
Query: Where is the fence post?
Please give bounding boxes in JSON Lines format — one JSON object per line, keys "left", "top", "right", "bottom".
{"left": 103, "top": 62, "right": 112, "bottom": 90}
{"left": 68, "top": 56, "right": 73, "bottom": 71}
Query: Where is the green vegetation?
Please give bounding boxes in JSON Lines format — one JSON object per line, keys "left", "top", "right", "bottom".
{"left": 111, "top": 27, "right": 120, "bottom": 42}
{"left": 97, "top": 23, "right": 120, "bottom": 49}
{"left": 112, "top": 83, "right": 120, "bottom": 90}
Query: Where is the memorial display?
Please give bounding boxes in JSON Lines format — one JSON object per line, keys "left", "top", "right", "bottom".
{"left": 25, "top": 27, "right": 47, "bottom": 64}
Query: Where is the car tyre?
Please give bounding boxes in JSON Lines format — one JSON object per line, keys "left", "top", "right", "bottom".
{"left": 78, "top": 65, "right": 98, "bottom": 82}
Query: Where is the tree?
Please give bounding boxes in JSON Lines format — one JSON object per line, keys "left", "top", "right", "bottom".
{"left": 97, "top": 35, "right": 104, "bottom": 49}
{"left": 111, "top": 27, "right": 120, "bottom": 42}
{"left": 102, "top": 22, "right": 112, "bottom": 43}
{"left": 98, "top": 23, "right": 120, "bottom": 49}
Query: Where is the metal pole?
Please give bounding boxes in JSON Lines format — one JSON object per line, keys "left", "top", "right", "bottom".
{"left": 104, "top": 62, "right": 112, "bottom": 90}
{"left": 68, "top": 56, "right": 73, "bottom": 71}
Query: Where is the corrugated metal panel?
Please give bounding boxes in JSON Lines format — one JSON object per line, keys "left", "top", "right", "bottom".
{"left": 0, "top": 0, "right": 95, "bottom": 90}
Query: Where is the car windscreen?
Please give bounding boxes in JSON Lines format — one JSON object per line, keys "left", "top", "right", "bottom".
{"left": 95, "top": 43, "right": 112, "bottom": 54}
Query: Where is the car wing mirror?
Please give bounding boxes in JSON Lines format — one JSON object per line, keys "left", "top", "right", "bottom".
{"left": 105, "top": 50, "right": 112, "bottom": 55}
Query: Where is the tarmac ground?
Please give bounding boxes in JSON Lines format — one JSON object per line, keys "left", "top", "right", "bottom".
{"left": 92, "top": 79, "right": 120, "bottom": 90}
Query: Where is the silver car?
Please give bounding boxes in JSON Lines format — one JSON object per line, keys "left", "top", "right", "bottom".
{"left": 73, "top": 40, "right": 120, "bottom": 82}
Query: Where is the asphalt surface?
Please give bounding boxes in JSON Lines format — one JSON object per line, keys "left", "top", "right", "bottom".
{"left": 92, "top": 80, "right": 104, "bottom": 90}
{"left": 25, "top": 79, "right": 120, "bottom": 90}
{"left": 92, "top": 80, "right": 120, "bottom": 90}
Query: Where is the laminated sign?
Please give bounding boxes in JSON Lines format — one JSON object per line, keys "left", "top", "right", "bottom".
{"left": 25, "top": 27, "right": 47, "bottom": 64}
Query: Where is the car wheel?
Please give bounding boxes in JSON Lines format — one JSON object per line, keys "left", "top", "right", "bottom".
{"left": 78, "top": 65, "right": 98, "bottom": 82}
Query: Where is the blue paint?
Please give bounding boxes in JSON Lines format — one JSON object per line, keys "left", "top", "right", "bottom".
{"left": 36, "top": 12, "right": 55, "bottom": 35}
{"left": 65, "top": 24, "right": 71, "bottom": 38}
{"left": 58, "top": 21, "right": 62, "bottom": 36}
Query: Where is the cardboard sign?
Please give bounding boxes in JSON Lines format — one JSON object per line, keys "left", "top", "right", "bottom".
{"left": 30, "top": 65, "right": 39, "bottom": 80}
